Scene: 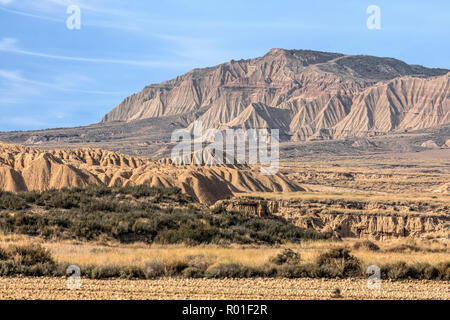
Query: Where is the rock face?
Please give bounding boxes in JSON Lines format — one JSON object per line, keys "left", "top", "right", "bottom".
{"left": 290, "top": 212, "right": 447, "bottom": 240}
{"left": 218, "top": 198, "right": 449, "bottom": 239}
{"left": 0, "top": 143, "right": 301, "bottom": 205}
{"left": 103, "top": 49, "right": 450, "bottom": 141}
{"left": 214, "top": 199, "right": 280, "bottom": 218}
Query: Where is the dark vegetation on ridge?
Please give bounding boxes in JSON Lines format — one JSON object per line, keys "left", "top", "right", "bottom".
{"left": 0, "top": 185, "right": 330, "bottom": 245}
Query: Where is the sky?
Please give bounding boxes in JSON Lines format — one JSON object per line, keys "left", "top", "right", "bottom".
{"left": 0, "top": 0, "right": 449, "bottom": 132}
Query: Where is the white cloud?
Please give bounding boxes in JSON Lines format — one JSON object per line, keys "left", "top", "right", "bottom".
{"left": 0, "top": 37, "right": 18, "bottom": 50}
{"left": 0, "top": 38, "right": 189, "bottom": 68}
{"left": 0, "top": 0, "right": 14, "bottom": 5}
{"left": 0, "top": 68, "right": 126, "bottom": 95}
{"left": 0, "top": 0, "right": 140, "bottom": 31}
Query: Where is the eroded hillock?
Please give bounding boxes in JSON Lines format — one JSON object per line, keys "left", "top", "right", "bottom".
{"left": 0, "top": 143, "right": 301, "bottom": 204}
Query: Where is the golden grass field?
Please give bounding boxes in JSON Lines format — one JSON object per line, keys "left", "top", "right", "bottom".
{"left": 0, "top": 234, "right": 447, "bottom": 271}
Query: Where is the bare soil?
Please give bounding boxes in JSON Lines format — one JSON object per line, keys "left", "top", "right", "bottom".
{"left": 0, "top": 277, "right": 448, "bottom": 300}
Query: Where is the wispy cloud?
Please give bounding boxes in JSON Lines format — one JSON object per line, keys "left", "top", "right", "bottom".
{"left": 0, "top": 116, "right": 47, "bottom": 128}
{"left": 0, "top": 68, "right": 127, "bottom": 95}
{"left": 0, "top": 6, "right": 66, "bottom": 23}
{"left": 0, "top": 38, "right": 190, "bottom": 68}
{"left": 0, "top": 0, "right": 140, "bottom": 31}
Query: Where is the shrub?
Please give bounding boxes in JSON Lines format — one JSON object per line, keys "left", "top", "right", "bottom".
{"left": 120, "top": 266, "right": 145, "bottom": 280}
{"left": 276, "top": 264, "right": 306, "bottom": 278}
{"left": 270, "top": 248, "right": 300, "bottom": 265}
{"left": 382, "top": 262, "right": 410, "bottom": 280}
{"left": 0, "top": 192, "right": 28, "bottom": 210}
{"left": 89, "top": 265, "right": 121, "bottom": 279}
{"left": 414, "top": 263, "right": 439, "bottom": 280}
{"left": 385, "top": 240, "right": 421, "bottom": 253}
{"left": 145, "top": 261, "right": 166, "bottom": 279}
{"left": 0, "top": 260, "right": 17, "bottom": 276}
{"left": 205, "top": 263, "right": 246, "bottom": 278}
{"left": 0, "top": 247, "right": 8, "bottom": 260}
{"left": 165, "top": 260, "right": 188, "bottom": 276}
{"left": 353, "top": 240, "right": 380, "bottom": 251}
{"left": 22, "top": 262, "right": 56, "bottom": 277}
{"left": 182, "top": 267, "right": 204, "bottom": 278}
{"left": 186, "top": 255, "right": 211, "bottom": 271}
{"left": 0, "top": 244, "right": 57, "bottom": 277}
{"left": 436, "top": 262, "right": 450, "bottom": 280}
{"left": 0, "top": 185, "right": 333, "bottom": 245}
{"left": 8, "top": 244, "right": 55, "bottom": 266}
{"left": 316, "top": 248, "right": 362, "bottom": 278}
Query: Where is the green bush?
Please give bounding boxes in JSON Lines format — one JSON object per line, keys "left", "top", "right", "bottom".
{"left": 0, "top": 247, "right": 8, "bottom": 260}
{"left": 436, "top": 262, "right": 450, "bottom": 280}
{"left": 0, "top": 192, "right": 28, "bottom": 210}
{"left": 205, "top": 263, "right": 247, "bottom": 278}
{"left": 0, "top": 185, "right": 333, "bottom": 245}
{"left": 89, "top": 265, "right": 121, "bottom": 279}
{"left": 8, "top": 244, "right": 55, "bottom": 266}
{"left": 316, "top": 248, "right": 362, "bottom": 278}
{"left": 382, "top": 262, "right": 416, "bottom": 280}
{"left": 120, "top": 266, "right": 145, "bottom": 280}
{"left": 0, "top": 244, "right": 56, "bottom": 277}
{"left": 353, "top": 240, "right": 380, "bottom": 251}
{"left": 270, "top": 248, "right": 300, "bottom": 265}
{"left": 276, "top": 264, "right": 307, "bottom": 278}
{"left": 145, "top": 261, "right": 166, "bottom": 279}
{"left": 165, "top": 260, "right": 189, "bottom": 276}
{"left": 182, "top": 267, "right": 204, "bottom": 278}
{"left": 0, "top": 260, "right": 17, "bottom": 276}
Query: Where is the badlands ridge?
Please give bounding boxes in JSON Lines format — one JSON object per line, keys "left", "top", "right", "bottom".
{"left": 0, "top": 143, "right": 300, "bottom": 205}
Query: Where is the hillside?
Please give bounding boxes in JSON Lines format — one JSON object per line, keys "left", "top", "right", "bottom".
{"left": 0, "top": 143, "right": 301, "bottom": 204}
{"left": 103, "top": 49, "right": 450, "bottom": 140}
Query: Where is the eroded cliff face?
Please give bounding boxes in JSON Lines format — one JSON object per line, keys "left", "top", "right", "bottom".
{"left": 216, "top": 199, "right": 449, "bottom": 240}
{"left": 103, "top": 49, "right": 450, "bottom": 141}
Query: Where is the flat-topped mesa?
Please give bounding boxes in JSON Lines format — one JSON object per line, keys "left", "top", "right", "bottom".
{"left": 102, "top": 49, "right": 449, "bottom": 141}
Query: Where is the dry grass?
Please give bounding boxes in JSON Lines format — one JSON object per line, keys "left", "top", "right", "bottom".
{"left": 0, "top": 235, "right": 447, "bottom": 270}
{"left": 279, "top": 156, "right": 450, "bottom": 194}
{"left": 238, "top": 191, "right": 449, "bottom": 203}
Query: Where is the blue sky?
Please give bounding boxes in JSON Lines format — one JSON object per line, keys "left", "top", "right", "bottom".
{"left": 0, "top": 0, "right": 449, "bottom": 131}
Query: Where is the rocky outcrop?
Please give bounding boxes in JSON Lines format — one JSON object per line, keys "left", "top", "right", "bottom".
{"left": 219, "top": 198, "right": 449, "bottom": 239}
{"left": 103, "top": 49, "right": 449, "bottom": 141}
{"left": 289, "top": 212, "right": 448, "bottom": 240}
{"left": 214, "top": 199, "right": 280, "bottom": 218}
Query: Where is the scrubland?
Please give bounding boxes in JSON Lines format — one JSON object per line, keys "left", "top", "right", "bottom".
{"left": 0, "top": 156, "right": 448, "bottom": 300}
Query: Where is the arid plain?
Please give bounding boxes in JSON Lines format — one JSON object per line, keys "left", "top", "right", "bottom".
{"left": 0, "top": 147, "right": 448, "bottom": 300}
{"left": 0, "top": 49, "right": 449, "bottom": 300}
